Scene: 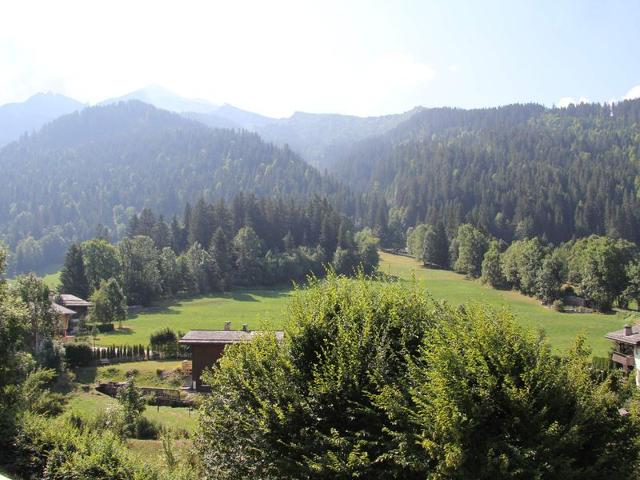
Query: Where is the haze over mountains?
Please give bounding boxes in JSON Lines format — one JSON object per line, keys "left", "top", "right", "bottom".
{"left": 0, "top": 92, "right": 85, "bottom": 147}
{"left": 0, "top": 86, "right": 420, "bottom": 167}
{"left": 2, "top": 85, "right": 640, "bottom": 274}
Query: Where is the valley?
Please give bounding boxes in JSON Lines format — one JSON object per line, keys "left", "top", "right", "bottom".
{"left": 1, "top": 11, "right": 639, "bottom": 474}
{"left": 82, "top": 251, "right": 629, "bottom": 357}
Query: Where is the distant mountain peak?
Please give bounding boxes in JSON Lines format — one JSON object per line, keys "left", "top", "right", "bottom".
{"left": 0, "top": 91, "right": 85, "bottom": 147}
{"left": 100, "top": 85, "right": 219, "bottom": 114}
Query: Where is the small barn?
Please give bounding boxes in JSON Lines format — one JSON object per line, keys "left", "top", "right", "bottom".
{"left": 180, "top": 325, "right": 284, "bottom": 391}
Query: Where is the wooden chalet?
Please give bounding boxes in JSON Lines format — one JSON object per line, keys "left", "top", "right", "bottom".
{"left": 57, "top": 294, "right": 91, "bottom": 317}
{"left": 51, "top": 294, "right": 92, "bottom": 337}
{"left": 605, "top": 324, "right": 640, "bottom": 385}
{"left": 51, "top": 302, "right": 77, "bottom": 337}
{"left": 179, "top": 323, "right": 284, "bottom": 391}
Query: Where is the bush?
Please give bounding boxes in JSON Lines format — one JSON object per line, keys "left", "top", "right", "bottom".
{"left": 133, "top": 416, "right": 161, "bottom": 439}
{"left": 125, "top": 368, "right": 139, "bottom": 378}
{"left": 96, "top": 323, "right": 115, "bottom": 333}
{"left": 64, "top": 343, "right": 93, "bottom": 367}
{"left": 552, "top": 299, "right": 564, "bottom": 312}
{"left": 197, "top": 273, "right": 640, "bottom": 479}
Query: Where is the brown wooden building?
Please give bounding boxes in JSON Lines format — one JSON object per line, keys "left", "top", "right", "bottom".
{"left": 51, "top": 302, "right": 77, "bottom": 337}
{"left": 179, "top": 326, "right": 284, "bottom": 391}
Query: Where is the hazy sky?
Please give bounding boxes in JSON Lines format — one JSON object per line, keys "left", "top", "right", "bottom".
{"left": 1, "top": 0, "right": 639, "bottom": 117}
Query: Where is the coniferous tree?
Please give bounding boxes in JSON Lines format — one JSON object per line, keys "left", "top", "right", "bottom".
{"left": 210, "top": 227, "right": 232, "bottom": 291}
{"left": 233, "top": 226, "right": 263, "bottom": 286}
{"left": 422, "top": 221, "right": 449, "bottom": 268}
{"left": 151, "top": 215, "right": 171, "bottom": 249}
{"left": 189, "top": 198, "right": 216, "bottom": 249}
{"left": 59, "top": 244, "right": 89, "bottom": 298}
{"left": 170, "top": 215, "right": 188, "bottom": 254}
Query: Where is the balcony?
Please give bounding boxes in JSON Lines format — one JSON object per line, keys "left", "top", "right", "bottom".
{"left": 612, "top": 352, "right": 635, "bottom": 372}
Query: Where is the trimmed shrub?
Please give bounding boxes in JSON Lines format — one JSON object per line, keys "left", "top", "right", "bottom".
{"left": 64, "top": 343, "right": 93, "bottom": 367}
{"left": 96, "top": 323, "right": 115, "bottom": 333}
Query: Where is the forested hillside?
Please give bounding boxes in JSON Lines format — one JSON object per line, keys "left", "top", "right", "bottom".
{"left": 333, "top": 100, "right": 640, "bottom": 245}
{"left": 0, "top": 101, "right": 342, "bottom": 273}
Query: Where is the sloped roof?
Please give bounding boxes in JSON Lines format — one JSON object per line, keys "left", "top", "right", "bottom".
{"left": 51, "top": 302, "right": 76, "bottom": 315}
{"left": 605, "top": 325, "right": 640, "bottom": 345}
{"left": 59, "top": 294, "right": 91, "bottom": 307}
{"left": 179, "top": 329, "right": 284, "bottom": 345}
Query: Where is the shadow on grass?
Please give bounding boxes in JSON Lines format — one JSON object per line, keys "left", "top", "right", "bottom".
{"left": 126, "top": 287, "right": 293, "bottom": 317}
{"left": 102, "top": 327, "right": 134, "bottom": 336}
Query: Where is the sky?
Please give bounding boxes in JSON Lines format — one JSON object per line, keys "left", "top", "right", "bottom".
{"left": 1, "top": 0, "right": 639, "bottom": 117}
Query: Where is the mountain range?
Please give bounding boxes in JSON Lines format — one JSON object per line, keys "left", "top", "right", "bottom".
{"left": 2, "top": 85, "right": 640, "bottom": 275}
{"left": 0, "top": 86, "right": 418, "bottom": 167}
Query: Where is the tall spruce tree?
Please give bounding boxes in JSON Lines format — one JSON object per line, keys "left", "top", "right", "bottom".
{"left": 210, "top": 227, "right": 232, "bottom": 291}
{"left": 59, "top": 243, "right": 89, "bottom": 298}
{"left": 422, "top": 221, "right": 449, "bottom": 268}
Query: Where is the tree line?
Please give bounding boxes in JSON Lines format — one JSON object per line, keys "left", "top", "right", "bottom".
{"left": 59, "top": 194, "right": 380, "bottom": 310}
{"left": 408, "top": 221, "right": 640, "bottom": 312}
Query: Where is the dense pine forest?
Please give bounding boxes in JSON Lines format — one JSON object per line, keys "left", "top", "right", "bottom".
{"left": 335, "top": 100, "right": 640, "bottom": 244}
{"left": 58, "top": 194, "right": 379, "bottom": 307}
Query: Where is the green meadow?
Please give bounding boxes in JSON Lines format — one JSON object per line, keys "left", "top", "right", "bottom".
{"left": 95, "top": 288, "right": 292, "bottom": 346}
{"left": 85, "top": 251, "right": 635, "bottom": 356}
{"left": 379, "top": 252, "right": 633, "bottom": 357}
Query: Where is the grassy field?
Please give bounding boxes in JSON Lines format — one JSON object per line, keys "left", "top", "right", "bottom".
{"left": 95, "top": 288, "right": 291, "bottom": 346}
{"left": 379, "top": 252, "right": 633, "bottom": 357}
{"left": 42, "top": 271, "right": 61, "bottom": 289}
{"left": 63, "top": 359, "right": 197, "bottom": 469}
{"left": 5, "top": 269, "right": 60, "bottom": 289}
{"left": 83, "top": 251, "right": 635, "bottom": 355}
{"left": 65, "top": 390, "right": 198, "bottom": 433}
{"left": 75, "top": 360, "right": 188, "bottom": 388}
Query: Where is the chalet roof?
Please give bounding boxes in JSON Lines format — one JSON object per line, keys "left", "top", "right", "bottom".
{"left": 605, "top": 325, "right": 640, "bottom": 345}
{"left": 51, "top": 302, "right": 76, "bottom": 316}
{"left": 179, "top": 329, "right": 284, "bottom": 345}
{"left": 58, "top": 294, "right": 91, "bottom": 307}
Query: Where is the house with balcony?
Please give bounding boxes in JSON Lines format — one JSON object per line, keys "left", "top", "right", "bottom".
{"left": 605, "top": 324, "right": 640, "bottom": 385}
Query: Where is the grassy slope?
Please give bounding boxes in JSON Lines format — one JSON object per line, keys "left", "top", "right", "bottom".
{"left": 379, "top": 251, "right": 631, "bottom": 357}
{"left": 95, "top": 289, "right": 291, "bottom": 346}
{"left": 42, "top": 271, "right": 61, "bottom": 289}
{"left": 5, "top": 270, "right": 60, "bottom": 289}
{"left": 65, "top": 391, "right": 198, "bottom": 433}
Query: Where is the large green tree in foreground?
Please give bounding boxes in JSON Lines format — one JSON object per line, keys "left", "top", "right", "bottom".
{"left": 197, "top": 274, "right": 639, "bottom": 479}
